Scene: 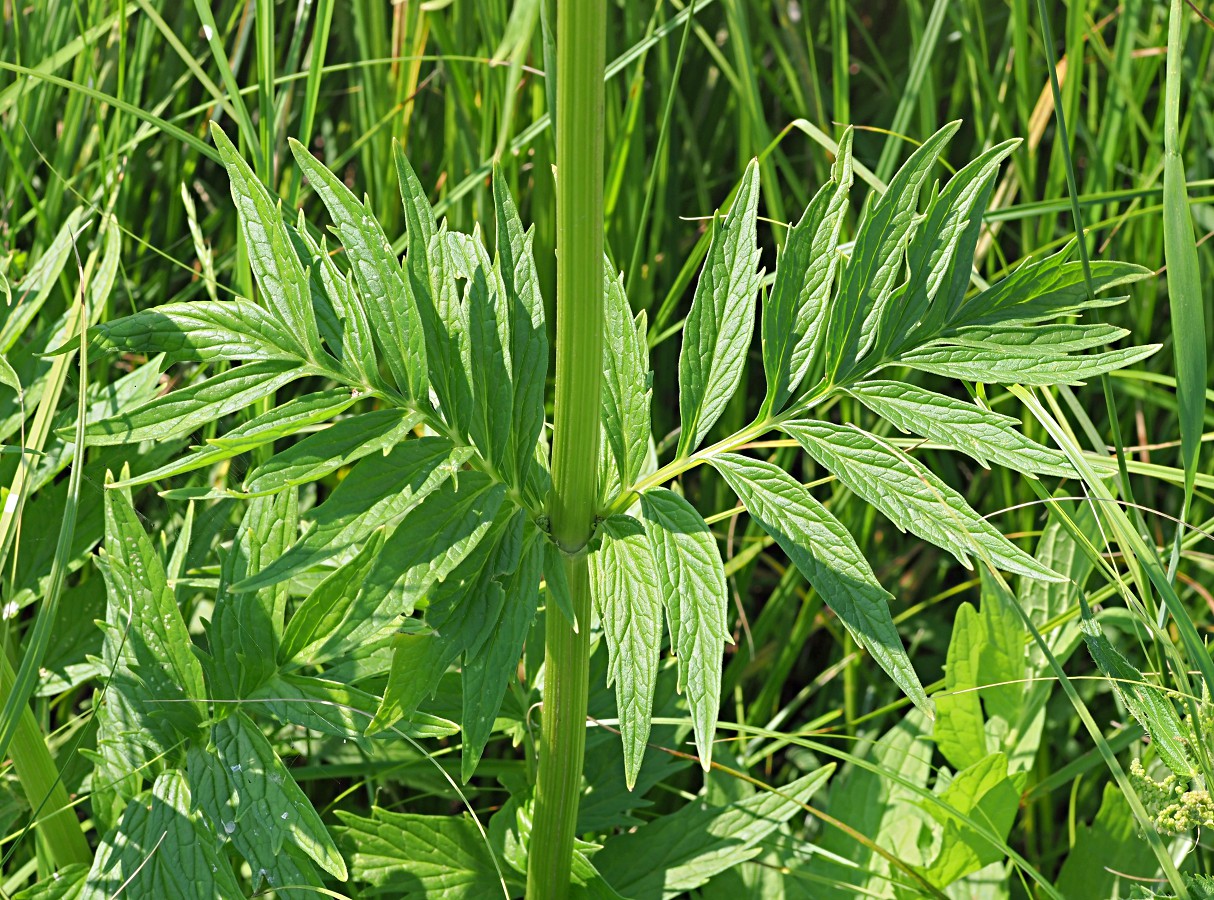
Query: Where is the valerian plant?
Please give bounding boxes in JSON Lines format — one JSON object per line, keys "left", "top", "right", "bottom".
{"left": 59, "top": 115, "right": 1156, "bottom": 896}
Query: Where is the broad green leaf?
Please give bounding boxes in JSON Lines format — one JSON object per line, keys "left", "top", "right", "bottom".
{"left": 82, "top": 299, "right": 305, "bottom": 363}
{"left": 761, "top": 128, "right": 853, "bottom": 413}
{"left": 807, "top": 712, "right": 934, "bottom": 898}
{"left": 1019, "top": 500, "right": 1099, "bottom": 665}
{"left": 1056, "top": 783, "right": 1161, "bottom": 898}
{"left": 82, "top": 359, "right": 307, "bottom": 446}
{"left": 710, "top": 452, "right": 929, "bottom": 714}
{"left": 594, "top": 765, "right": 834, "bottom": 899}
{"left": 898, "top": 338, "right": 1159, "bottom": 385}
{"left": 250, "top": 672, "right": 459, "bottom": 744}
{"left": 954, "top": 246, "right": 1150, "bottom": 329}
{"left": 783, "top": 419, "right": 1062, "bottom": 581}
{"left": 337, "top": 808, "right": 512, "bottom": 898}
{"left": 111, "top": 389, "right": 357, "bottom": 488}
{"left": 394, "top": 145, "right": 470, "bottom": 425}
{"left": 977, "top": 573, "right": 1028, "bottom": 728}
{"left": 1078, "top": 595, "right": 1194, "bottom": 778}
{"left": 677, "top": 160, "right": 762, "bottom": 455}
{"left": 589, "top": 514, "right": 664, "bottom": 788}
{"left": 187, "top": 711, "right": 347, "bottom": 880}
{"left": 289, "top": 137, "right": 427, "bottom": 400}
{"left": 461, "top": 532, "right": 542, "bottom": 780}
{"left": 848, "top": 380, "right": 1075, "bottom": 477}
{"left": 236, "top": 437, "right": 470, "bottom": 591}
{"left": 934, "top": 602, "right": 990, "bottom": 770}
{"left": 601, "top": 262, "right": 651, "bottom": 498}
{"left": 826, "top": 122, "right": 959, "bottom": 377}
{"left": 487, "top": 795, "right": 621, "bottom": 898}
{"left": 494, "top": 166, "right": 548, "bottom": 488}
{"left": 242, "top": 408, "right": 421, "bottom": 494}
{"left": 320, "top": 481, "right": 514, "bottom": 703}
{"left": 922, "top": 753, "right": 1022, "bottom": 887}
{"left": 101, "top": 483, "right": 206, "bottom": 745}
{"left": 877, "top": 140, "right": 1019, "bottom": 357}
{"left": 83, "top": 772, "right": 243, "bottom": 900}
{"left": 639, "top": 488, "right": 729, "bottom": 768}
{"left": 0, "top": 352, "right": 19, "bottom": 398}
{"left": 207, "top": 490, "right": 297, "bottom": 699}
{"left": 211, "top": 123, "right": 322, "bottom": 360}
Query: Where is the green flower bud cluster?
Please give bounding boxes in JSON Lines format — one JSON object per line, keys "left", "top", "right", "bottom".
{"left": 1130, "top": 758, "right": 1214, "bottom": 836}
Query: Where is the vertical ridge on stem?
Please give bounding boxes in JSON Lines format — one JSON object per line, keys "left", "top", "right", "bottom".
{"left": 527, "top": 0, "right": 607, "bottom": 897}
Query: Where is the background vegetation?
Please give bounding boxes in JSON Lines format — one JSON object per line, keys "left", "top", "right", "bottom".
{"left": 0, "top": 0, "right": 1212, "bottom": 896}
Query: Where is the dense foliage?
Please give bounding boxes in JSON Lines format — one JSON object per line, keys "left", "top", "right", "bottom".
{"left": 0, "top": 1, "right": 1211, "bottom": 897}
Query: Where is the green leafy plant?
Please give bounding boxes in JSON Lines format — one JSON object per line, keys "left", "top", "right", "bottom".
{"left": 55, "top": 94, "right": 1161, "bottom": 894}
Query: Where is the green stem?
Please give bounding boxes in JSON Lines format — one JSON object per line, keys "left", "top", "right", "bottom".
{"left": 0, "top": 654, "right": 91, "bottom": 867}
{"left": 527, "top": 1, "right": 606, "bottom": 897}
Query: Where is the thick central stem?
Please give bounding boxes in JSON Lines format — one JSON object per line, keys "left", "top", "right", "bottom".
{"left": 527, "top": 2, "right": 606, "bottom": 898}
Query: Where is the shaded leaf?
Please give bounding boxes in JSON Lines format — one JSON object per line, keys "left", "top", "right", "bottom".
{"left": 243, "top": 407, "right": 421, "bottom": 495}
{"left": 83, "top": 772, "right": 242, "bottom": 900}
{"left": 337, "top": 808, "right": 512, "bottom": 898}
{"left": 187, "top": 711, "right": 347, "bottom": 880}
{"left": 594, "top": 765, "right": 833, "bottom": 899}
{"left": 212, "top": 123, "right": 321, "bottom": 360}
{"left": 236, "top": 437, "right": 470, "bottom": 591}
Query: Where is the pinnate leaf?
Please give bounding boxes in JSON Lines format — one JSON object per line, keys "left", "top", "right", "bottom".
{"left": 83, "top": 359, "right": 306, "bottom": 446}
{"left": 187, "top": 711, "right": 347, "bottom": 881}
{"left": 1078, "top": 595, "right": 1194, "bottom": 778}
{"left": 782, "top": 419, "right": 1062, "bottom": 581}
{"left": 289, "top": 137, "right": 427, "bottom": 400}
{"left": 493, "top": 166, "right": 548, "bottom": 488}
{"left": 848, "top": 380, "right": 1075, "bottom": 476}
{"left": 101, "top": 482, "right": 206, "bottom": 745}
{"left": 601, "top": 261, "right": 651, "bottom": 498}
{"left": 589, "top": 514, "right": 664, "bottom": 788}
{"left": 639, "top": 488, "right": 729, "bottom": 769}
{"left": 83, "top": 772, "right": 243, "bottom": 900}
{"left": 710, "top": 452, "right": 929, "bottom": 715}
{"left": 242, "top": 408, "right": 421, "bottom": 495}
{"left": 594, "top": 765, "right": 834, "bottom": 899}
{"left": 898, "top": 337, "right": 1158, "bottom": 385}
{"left": 677, "top": 160, "right": 762, "bottom": 455}
{"left": 236, "top": 437, "right": 470, "bottom": 591}
{"left": 337, "top": 808, "right": 512, "bottom": 898}
{"left": 761, "top": 128, "right": 853, "bottom": 412}
{"left": 827, "top": 121, "right": 959, "bottom": 376}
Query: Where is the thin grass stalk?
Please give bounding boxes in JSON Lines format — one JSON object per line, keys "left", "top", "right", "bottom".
{"left": 1162, "top": 0, "right": 1207, "bottom": 568}
{"left": 526, "top": 1, "right": 606, "bottom": 897}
